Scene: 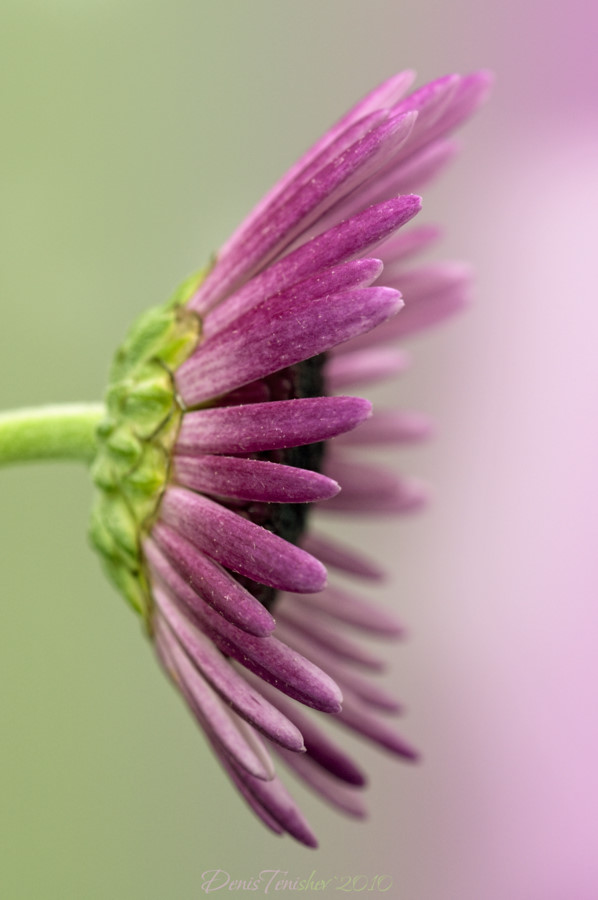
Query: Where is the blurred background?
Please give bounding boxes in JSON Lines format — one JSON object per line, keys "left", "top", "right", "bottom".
{"left": 1, "top": 1, "right": 596, "bottom": 898}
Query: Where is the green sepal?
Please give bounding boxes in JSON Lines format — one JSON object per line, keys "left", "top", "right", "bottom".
{"left": 122, "top": 366, "right": 173, "bottom": 439}
{"left": 101, "top": 552, "right": 148, "bottom": 618}
{"left": 95, "top": 490, "right": 138, "bottom": 566}
{"left": 109, "top": 308, "right": 175, "bottom": 383}
{"left": 90, "top": 454, "right": 118, "bottom": 491}
{"left": 122, "top": 444, "right": 170, "bottom": 523}
{"left": 89, "top": 273, "right": 204, "bottom": 624}
{"left": 166, "top": 266, "right": 209, "bottom": 309}
{"left": 89, "top": 496, "right": 149, "bottom": 617}
{"left": 89, "top": 498, "right": 118, "bottom": 560}
{"left": 106, "top": 425, "right": 143, "bottom": 465}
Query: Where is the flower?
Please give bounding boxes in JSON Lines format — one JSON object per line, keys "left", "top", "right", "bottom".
{"left": 90, "top": 69, "right": 491, "bottom": 847}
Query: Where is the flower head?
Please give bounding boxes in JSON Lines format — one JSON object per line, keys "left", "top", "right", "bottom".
{"left": 90, "top": 69, "right": 491, "bottom": 846}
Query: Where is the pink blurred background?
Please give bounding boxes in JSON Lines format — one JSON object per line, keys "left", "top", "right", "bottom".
{"left": 1, "top": 0, "right": 597, "bottom": 897}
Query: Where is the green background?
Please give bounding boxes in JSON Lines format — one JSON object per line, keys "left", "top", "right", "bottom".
{"left": 3, "top": 1, "right": 595, "bottom": 898}
{"left": 1, "top": 5, "right": 463, "bottom": 896}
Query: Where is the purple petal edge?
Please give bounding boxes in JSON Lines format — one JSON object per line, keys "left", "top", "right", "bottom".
{"left": 176, "top": 396, "right": 372, "bottom": 455}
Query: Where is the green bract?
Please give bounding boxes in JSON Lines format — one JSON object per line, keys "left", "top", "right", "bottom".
{"left": 89, "top": 273, "right": 203, "bottom": 621}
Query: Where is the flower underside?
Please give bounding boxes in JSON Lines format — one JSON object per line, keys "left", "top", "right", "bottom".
{"left": 0, "top": 67, "right": 493, "bottom": 849}
{"left": 89, "top": 275, "right": 204, "bottom": 620}
{"left": 89, "top": 272, "right": 330, "bottom": 621}
{"left": 83, "top": 68, "right": 491, "bottom": 846}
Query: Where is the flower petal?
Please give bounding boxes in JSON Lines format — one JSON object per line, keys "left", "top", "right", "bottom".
{"left": 247, "top": 673, "right": 367, "bottom": 786}
{"left": 146, "top": 542, "right": 343, "bottom": 713}
{"left": 281, "top": 585, "right": 404, "bottom": 637}
{"left": 221, "top": 764, "right": 285, "bottom": 836}
{"left": 268, "top": 618, "right": 402, "bottom": 714}
{"left": 380, "top": 138, "right": 460, "bottom": 196}
{"left": 202, "top": 110, "right": 387, "bottom": 292}
{"left": 160, "top": 487, "right": 327, "bottom": 593}
{"left": 214, "top": 194, "right": 422, "bottom": 321}
{"left": 335, "top": 262, "right": 470, "bottom": 353}
{"left": 195, "top": 195, "right": 421, "bottom": 339}
{"left": 173, "top": 454, "right": 340, "bottom": 504}
{"left": 155, "top": 621, "right": 275, "bottom": 781}
{"left": 326, "top": 665, "right": 402, "bottom": 715}
{"left": 216, "top": 381, "right": 272, "bottom": 406}
{"left": 222, "top": 759, "right": 319, "bottom": 847}
{"left": 176, "top": 286, "right": 402, "bottom": 406}
{"left": 321, "top": 458, "right": 429, "bottom": 515}
{"left": 151, "top": 521, "right": 275, "bottom": 636}
{"left": 332, "top": 694, "right": 419, "bottom": 760}
{"left": 203, "top": 257, "right": 383, "bottom": 340}
{"left": 385, "top": 260, "right": 471, "bottom": 298}
{"left": 334, "top": 410, "right": 433, "bottom": 446}
{"left": 221, "top": 70, "right": 415, "bottom": 250}
{"left": 188, "top": 111, "right": 417, "bottom": 313}
{"left": 276, "top": 748, "right": 368, "bottom": 819}
{"left": 151, "top": 594, "right": 305, "bottom": 750}
{"left": 392, "top": 74, "right": 461, "bottom": 143}
{"left": 376, "top": 223, "right": 442, "bottom": 265}
{"left": 420, "top": 70, "right": 494, "bottom": 144}
{"left": 176, "top": 396, "right": 372, "bottom": 455}
{"left": 275, "top": 609, "right": 386, "bottom": 672}
{"left": 326, "top": 347, "right": 408, "bottom": 391}
{"left": 303, "top": 530, "right": 385, "bottom": 581}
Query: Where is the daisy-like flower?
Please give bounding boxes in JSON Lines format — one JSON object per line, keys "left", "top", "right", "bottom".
{"left": 0, "top": 69, "right": 490, "bottom": 848}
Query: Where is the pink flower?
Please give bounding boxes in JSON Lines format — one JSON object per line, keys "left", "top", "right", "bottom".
{"left": 93, "top": 69, "right": 491, "bottom": 846}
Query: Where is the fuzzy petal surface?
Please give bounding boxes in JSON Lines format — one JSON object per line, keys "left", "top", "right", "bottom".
{"left": 160, "top": 487, "right": 327, "bottom": 593}
{"left": 173, "top": 454, "right": 340, "bottom": 504}
{"left": 176, "top": 287, "right": 402, "bottom": 406}
{"left": 176, "top": 397, "right": 372, "bottom": 455}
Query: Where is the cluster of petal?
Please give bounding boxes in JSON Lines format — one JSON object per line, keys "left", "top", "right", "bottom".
{"left": 144, "top": 69, "right": 491, "bottom": 845}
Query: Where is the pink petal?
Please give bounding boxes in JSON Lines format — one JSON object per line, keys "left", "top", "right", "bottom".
{"left": 248, "top": 673, "right": 367, "bottom": 786}
{"left": 222, "top": 758, "right": 319, "bottom": 847}
{"left": 331, "top": 693, "right": 420, "bottom": 760}
{"left": 275, "top": 608, "right": 386, "bottom": 672}
{"left": 188, "top": 111, "right": 417, "bottom": 313}
{"left": 269, "top": 616, "right": 402, "bottom": 715}
{"left": 151, "top": 596, "right": 305, "bottom": 750}
{"left": 176, "top": 286, "right": 402, "bottom": 406}
{"left": 303, "top": 530, "right": 385, "bottom": 581}
{"left": 203, "top": 257, "right": 383, "bottom": 340}
{"left": 326, "top": 347, "right": 408, "bottom": 390}
{"left": 334, "top": 410, "right": 433, "bottom": 446}
{"left": 173, "top": 454, "right": 340, "bottom": 504}
{"left": 152, "top": 521, "right": 275, "bottom": 636}
{"left": 376, "top": 223, "right": 442, "bottom": 265}
{"left": 322, "top": 457, "right": 429, "bottom": 514}
{"left": 191, "top": 194, "right": 421, "bottom": 338}
{"left": 176, "top": 396, "right": 372, "bottom": 455}
{"left": 199, "top": 73, "right": 414, "bottom": 304}
{"left": 155, "top": 621, "right": 275, "bottom": 781}
{"left": 276, "top": 748, "right": 368, "bottom": 819}
{"left": 419, "top": 70, "right": 494, "bottom": 144}
{"left": 335, "top": 262, "right": 470, "bottom": 353}
{"left": 160, "top": 487, "right": 327, "bottom": 593}
{"left": 221, "top": 763, "right": 285, "bottom": 836}
{"left": 391, "top": 74, "right": 461, "bottom": 149}
{"left": 381, "top": 138, "right": 460, "bottom": 196}
{"left": 146, "top": 542, "right": 343, "bottom": 713}
{"left": 281, "top": 584, "right": 404, "bottom": 637}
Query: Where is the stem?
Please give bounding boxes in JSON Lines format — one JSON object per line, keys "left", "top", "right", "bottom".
{"left": 0, "top": 403, "right": 105, "bottom": 467}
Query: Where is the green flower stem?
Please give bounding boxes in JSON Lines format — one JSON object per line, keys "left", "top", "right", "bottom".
{"left": 0, "top": 403, "right": 105, "bottom": 467}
